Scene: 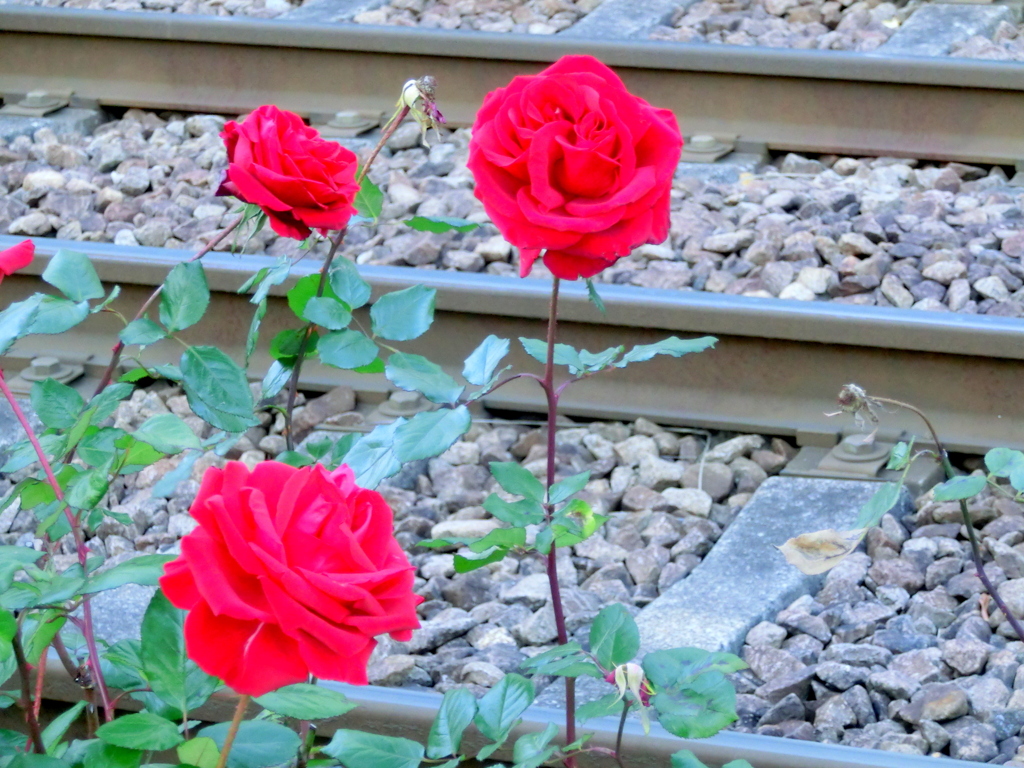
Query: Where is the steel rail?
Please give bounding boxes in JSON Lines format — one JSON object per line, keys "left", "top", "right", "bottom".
{"left": 14, "top": 653, "right": 994, "bottom": 768}
{"left": 2, "top": 7, "right": 1024, "bottom": 162}
{"left": 1, "top": 235, "right": 1022, "bottom": 453}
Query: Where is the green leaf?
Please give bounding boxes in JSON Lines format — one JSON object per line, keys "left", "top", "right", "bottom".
{"left": 454, "top": 546, "right": 510, "bottom": 573}
{"left": 67, "top": 428, "right": 117, "bottom": 470}
{"left": 5, "top": 754, "right": 67, "bottom": 767}
{"left": 405, "top": 215, "right": 478, "bottom": 234}
{"left": 585, "top": 278, "right": 606, "bottom": 314}
{"left": 345, "top": 419, "right": 404, "bottom": 489}
{"left": 287, "top": 274, "right": 339, "bottom": 320}
{"left": 329, "top": 258, "right": 372, "bottom": 309}
{"left": 254, "top": 684, "right": 356, "bottom": 720}
{"left": 97, "top": 713, "right": 183, "bottom": 751}
{"left": 576, "top": 692, "right": 623, "bottom": 722}
{"left": 302, "top": 296, "right": 352, "bottom": 330}
{"left": 0, "top": 297, "right": 41, "bottom": 355}
{"left": 66, "top": 468, "right": 109, "bottom": 510}
{"left": 133, "top": 413, "right": 201, "bottom": 454}
{"left": 31, "top": 378, "right": 84, "bottom": 430}
{"left": 82, "top": 741, "right": 143, "bottom": 768}
{"left": 82, "top": 554, "right": 175, "bottom": 594}
{"left": 616, "top": 336, "right": 717, "bottom": 367}
{"left": 386, "top": 352, "right": 464, "bottom": 405}
{"left": 160, "top": 262, "right": 210, "bottom": 333}
{"left": 474, "top": 674, "right": 534, "bottom": 743}
{"left": 512, "top": 722, "right": 558, "bottom": 768}
{"left": 119, "top": 318, "right": 166, "bottom": 347}
{"left": 393, "top": 406, "right": 471, "bottom": 463}
{"left": 933, "top": 474, "right": 987, "bottom": 502}
{"left": 88, "top": 383, "right": 134, "bottom": 424}
{"left": 468, "top": 526, "right": 525, "bottom": 554}
{"left": 245, "top": 299, "right": 267, "bottom": 364}
{"left": 643, "top": 647, "right": 747, "bottom": 684}
{"left": 370, "top": 285, "right": 436, "bottom": 341}
{"left": 671, "top": 750, "right": 709, "bottom": 768}
{"left": 318, "top": 329, "right": 378, "bottom": 370}
{"left": 885, "top": 440, "right": 913, "bottom": 471}
{"left": 643, "top": 648, "right": 745, "bottom": 739}
{"left": 354, "top": 177, "right": 384, "bottom": 221}
{"left": 202, "top": 721, "right": 300, "bottom": 768}
{"left": 180, "top": 346, "right": 257, "bottom": 433}
{"left": 590, "top": 604, "right": 640, "bottom": 669}
{"left": 852, "top": 480, "right": 904, "bottom": 529}
{"left": 322, "top": 730, "right": 424, "bottom": 768}
{"left": 139, "top": 591, "right": 218, "bottom": 719}
{"left": 548, "top": 471, "right": 590, "bottom": 505}
{"left": 150, "top": 451, "right": 200, "bottom": 498}
{"left": 427, "top": 688, "right": 477, "bottom": 759}
{"left": 463, "top": 335, "right": 510, "bottom": 387}
{"left": 26, "top": 296, "right": 90, "bottom": 335}
{"left": 42, "top": 249, "right": 104, "bottom": 302}
{"left": 245, "top": 256, "right": 290, "bottom": 305}
{"left": 483, "top": 494, "right": 545, "bottom": 527}
{"left": 177, "top": 737, "right": 220, "bottom": 768}
{"left": 489, "top": 461, "right": 545, "bottom": 502}
{"left": 260, "top": 360, "right": 292, "bottom": 400}
{"left": 269, "top": 328, "right": 307, "bottom": 364}
{"left": 987, "top": 447, "right": 1024, "bottom": 478}
{"left": 41, "top": 700, "right": 85, "bottom": 753}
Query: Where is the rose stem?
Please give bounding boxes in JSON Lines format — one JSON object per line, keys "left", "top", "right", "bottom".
{"left": 93, "top": 214, "right": 244, "bottom": 397}
{"left": 873, "top": 395, "right": 1024, "bottom": 642}
{"left": 283, "top": 229, "right": 346, "bottom": 451}
{"left": 538, "top": 278, "right": 578, "bottom": 767}
{"left": 356, "top": 105, "right": 410, "bottom": 188}
{"left": 52, "top": 635, "right": 99, "bottom": 735}
{"left": 11, "top": 627, "right": 45, "bottom": 753}
{"left": 614, "top": 701, "right": 630, "bottom": 768}
{"left": 0, "top": 369, "right": 115, "bottom": 721}
{"left": 215, "top": 695, "right": 251, "bottom": 768}
{"left": 32, "top": 641, "right": 49, "bottom": 720}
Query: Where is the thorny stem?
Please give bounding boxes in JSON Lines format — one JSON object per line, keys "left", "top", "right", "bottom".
{"left": 873, "top": 395, "right": 1024, "bottom": 643}
{"left": 0, "top": 370, "right": 114, "bottom": 722}
{"left": 284, "top": 229, "right": 347, "bottom": 450}
{"left": 356, "top": 105, "right": 411, "bottom": 188}
{"left": 538, "top": 278, "right": 578, "bottom": 768}
{"left": 12, "top": 628, "right": 45, "bottom": 753}
{"left": 614, "top": 700, "right": 631, "bottom": 768}
{"left": 93, "top": 214, "right": 244, "bottom": 397}
{"left": 215, "top": 695, "right": 251, "bottom": 768}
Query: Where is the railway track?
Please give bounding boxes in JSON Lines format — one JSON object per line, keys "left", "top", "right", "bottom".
{"left": 1, "top": 6, "right": 1024, "bottom": 163}
{"left": 2, "top": 234, "right": 1022, "bottom": 455}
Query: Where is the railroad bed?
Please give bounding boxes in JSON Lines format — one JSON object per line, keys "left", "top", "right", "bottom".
{"left": 1, "top": 0, "right": 1023, "bottom": 60}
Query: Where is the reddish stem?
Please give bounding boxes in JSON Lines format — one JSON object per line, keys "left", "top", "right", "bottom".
{"left": 11, "top": 629, "right": 45, "bottom": 753}
{"left": 0, "top": 370, "right": 114, "bottom": 721}
{"left": 538, "top": 278, "right": 577, "bottom": 767}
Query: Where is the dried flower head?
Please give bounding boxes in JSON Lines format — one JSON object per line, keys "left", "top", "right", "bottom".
{"left": 399, "top": 75, "right": 445, "bottom": 144}
{"left": 829, "top": 383, "right": 883, "bottom": 427}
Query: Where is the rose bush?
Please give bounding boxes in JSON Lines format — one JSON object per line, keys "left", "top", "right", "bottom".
{"left": 467, "top": 54, "right": 683, "bottom": 280}
{"left": 0, "top": 239, "right": 34, "bottom": 285}
{"left": 160, "top": 461, "right": 421, "bottom": 696}
{"left": 218, "top": 105, "right": 361, "bottom": 240}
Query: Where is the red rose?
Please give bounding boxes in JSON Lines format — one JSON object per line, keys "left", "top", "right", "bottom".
{"left": 468, "top": 55, "right": 683, "bottom": 280}
{"left": 160, "top": 461, "right": 421, "bottom": 696}
{"left": 218, "top": 105, "right": 360, "bottom": 240}
{"left": 0, "top": 240, "right": 34, "bottom": 284}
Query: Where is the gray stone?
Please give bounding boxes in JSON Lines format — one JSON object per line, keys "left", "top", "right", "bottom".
{"left": 758, "top": 693, "right": 805, "bottom": 726}
{"left": 83, "top": 581, "right": 156, "bottom": 644}
{"left": 636, "top": 477, "right": 909, "bottom": 654}
{"left": 404, "top": 608, "right": 478, "bottom": 653}
{"left": 744, "top": 645, "right": 806, "bottom": 682}
{"left": 816, "top": 661, "right": 870, "bottom": 691}
{"left": 560, "top": 0, "right": 697, "bottom": 38}
{"left": 946, "top": 717, "right": 999, "bottom": 762}
{"left": 0, "top": 107, "right": 105, "bottom": 143}
{"left": 879, "top": 3, "right": 1013, "bottom": 56}
{"left": 941, "top": 637, "right": 990, "bottom": 676}
{"left": 903, "top": 683, "right": 970, "bottom": 724}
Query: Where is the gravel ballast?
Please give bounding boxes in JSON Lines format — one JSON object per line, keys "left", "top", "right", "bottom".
{"left": 3, "top": 109, "right": 1024, "bottom": 318}
{"left": 739, "top": 479, "right": 1024, "bottom": 765}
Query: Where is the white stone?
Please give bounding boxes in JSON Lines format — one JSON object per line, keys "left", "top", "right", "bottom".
{"left": 778, "top": 283, "right": 816, "bottom": 301}
{"left": 662, "top": 487, "right": 713, "bottom": 517}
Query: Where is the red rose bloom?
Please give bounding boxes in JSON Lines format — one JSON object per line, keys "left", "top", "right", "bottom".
{"left": 0, "top": 240, "right": 34, "bottom": 284}
{"left": 218, "top": 105, "right": 360, "bottom": 240}
{"left": 468, "top": 55, "right": 683, "bottom": 280}
{"left": 160, "top": 461, "right": 421, "bottom": 696}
